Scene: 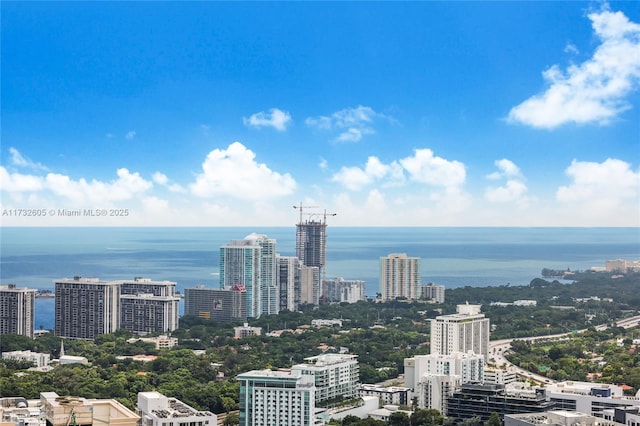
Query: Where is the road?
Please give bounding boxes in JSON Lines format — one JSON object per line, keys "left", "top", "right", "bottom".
{"left": 488, "top": 314, "right": 640, "bottom": 385}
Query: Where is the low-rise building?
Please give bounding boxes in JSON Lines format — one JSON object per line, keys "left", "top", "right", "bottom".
{"left": 324, "top": 278, "right": 366, "bottom": 304}
{"left": 358, "top": 385, "right": 410, "bottom": 406}
{"left": 40, "top": 392, "right": 138, "bottom": 426}
{"left": 368, "top": 405, "right": 413, "bottom": 423}
{"left": 421, "top": 283, "right": 445, "bottom": 304}
{"left": 544, "top": 381, "right": 640, "bottom": 417}
{"left": 446, "top": 384, "right": 555, "bottom": 423}
{"left": 234, "top": 323, "right": 261, "bottom": 338}
{"left": 505, "top": 410, "right": 626, "bottom": 426}
{"left": 484, "top": 366, "right": 517, "bottom": 385}
{"left": 1, "top": 351, "right": 50, "bottom": 368}
{"left": 136, "top": 392, "right": 216, "bottom": 426}
{"left": 0, "top": 397, "right": 43, "bottom": 426}
{"left": 127, "top": 335, "right": 178, "bottom": 349}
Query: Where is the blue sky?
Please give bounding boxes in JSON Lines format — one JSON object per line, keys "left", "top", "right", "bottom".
{"left": 1, "top": 1, "right": 639, "bottom": 226}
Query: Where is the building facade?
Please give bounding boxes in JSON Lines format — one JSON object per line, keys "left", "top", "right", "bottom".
{"left": 379, "top": 253, "right": 420, "bottom": 301}
{"left": 119, "top": 277, "right": 176, "bottom": 297}
{"left": 430, "top": 304, "right": 490, "bottom": 360}
{"left": 324, "top": 278, "right": 366, "bottom": 304}
{"left": 299, "top": 265, "right": 320, "bottom": 307}
{"left": 404, "top": 351, "right": 484, "bottom": 412}
{"left": 277, "top": 255, "right": 299, "bottom": 312}
{"left": 119, "top": 293, "right": 179, "bottom": 335}
{"left": 220, "top": 234, "right": 277, "bottom": 318}
{"left": 184, "top": 284, "right": 247, "bottom": 322}
{"left": 421, "top": 283, "right": 445, "bottom": 304}
{"left": 54, "top": 277, "right": 120, "bottom": 340}
{"left": 291, "top": 354, "right": 359, "bottom": 404}
{"left": 237, "top": 369, "right": 316, "bottom": 426}
{"left": 137, "top": 392, "right": 216, "bottom": 426}
{"left": 358, "top": 384, "right": 410, "bottom": 406}
{"left": 0, "top": 284, "right": 36, "bottom": 338}
{"left": 120, "top": 278, "right": 179, "bottom": 335}
{"left": 446, "top": 384, "right": 555, "bottom": 423}
{"left": 1, "top": 350, "right": 50, "bottom": 368}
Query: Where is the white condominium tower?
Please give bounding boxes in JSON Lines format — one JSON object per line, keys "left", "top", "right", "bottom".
{"left": 0, "top": 284, "right": 36, "bottom": 338}
{"left": 237, "top": 369, "right": 316, "bottom": 426}
{"left": 291, "top": 353, "right": 359, "bottom": 403}
{"left": 54, "top": 276, "right": 121, "bottom": 340}
{"left": 220, "top": 233, "right": 277, "bottom": 318}
{"left": 119, "top": 277, "right": 179, "bottom": 334}
{"left": 430, "top": 303, "right": 490, "bottom": 360}
{"left": 379, "top": 253, "right": 420, "bottom": 301}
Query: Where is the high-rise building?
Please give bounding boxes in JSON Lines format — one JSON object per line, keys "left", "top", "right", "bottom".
{"left": 120, "top": 294, "right": 179, "bottom": 335}
{"left": 220, "top": 233, "right": 277, "bottom": 318}
{"left": 119, "top": 277, "right": 176, "bottom": 297}
{"left": 404, "top": 352, "right": 485, "bottom": 388}
{"left": 55, "top": 277, "right": 120, "bottom": 340}
{"left": 294, "top": 206, "right": 336, "bottom": 304}
{"left": 296, "top": 220, "right": 326, "bottom": 272}
{"left": 291, "top": 354, "right": 359, "bottom": 404}
{"left": 299, "top": 265, "right": 320, "bottom": 306}
{"left": 0, "top": 284, "right": 36, "bottom": 338}
{"left": 220, "top": 236, "right": 262, "bottom": 318}
{"left": 118, "top": 277, "right": 179, "bottom": 335}
{"left": 421, "top": 282, "right": 445, "bottom": 304}
{"left": 404, "top": 351, "right": 484, "bottom": 413}
{"left": 430, "top": 304, "right": 490, "bottom": 360}
{"left": 184, "top": 284, "right": 247, "bottom": 322}
{"left": 324, "top": 277, "right": 366, "bottom": 304}
{"left": 237, "top": 369, "right": 316, "bottom": 426}
{"left": 379, "top": 253, "right": 420, "bottom": 301}
{"left": 276, "top": 255, "right": 300, "bottom": 312}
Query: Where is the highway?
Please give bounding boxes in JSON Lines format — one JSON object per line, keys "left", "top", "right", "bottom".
{"left": 488, "top": 314, "right": 640, "bottom": 385}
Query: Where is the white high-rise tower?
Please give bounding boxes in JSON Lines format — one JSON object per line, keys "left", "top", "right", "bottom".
{"left": 220, "top": 233, "right": 277, "bottom": 318}
{"left": 430, "top": 303, "right": 490, "bottom": 360}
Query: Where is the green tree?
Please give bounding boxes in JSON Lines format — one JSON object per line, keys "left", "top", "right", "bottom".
{"left": 411, "top": 409, "right": 444, "bottom": 426}
{"left": 222, "top": 412, "right": 239, "bottom": 426}
{"left": 389, "top": 411, "right": 410, "bottom": 426}
{"left": 486, "top": 412, "right": 501, "bottom": 426}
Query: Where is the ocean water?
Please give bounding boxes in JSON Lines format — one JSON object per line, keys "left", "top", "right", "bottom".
{"left": 1, "top": 227, "right": 639, "bottom": 330}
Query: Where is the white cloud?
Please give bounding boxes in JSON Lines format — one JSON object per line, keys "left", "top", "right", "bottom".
{"left": 400, "top": 148, "right": 466, "bottom": 187}
{"left": 485, "top": 159, "right": 530, "bottom": 205}
{"left": 0, "top": 166, "right": 45, "bottom": 192}
{"left": 125, "top": 131, "right": 137, "bottom": 140}
{"left": 319, "top": 158, "right": 328, "bottom": 170}
{"left": 9, "top": 147, "right": 48, "bottom": 171}
{"left": 564, "top": 43, "right": 579, "bottom": 55}
{"left": 487, "top": 159, "right": 522, "bottom": 180}
{"left": 331, "top": 156, "right": 404, "bottom": 191}
{"left": 508, "top": 5, "right": 640, "bottom": 128}
{"left": 485, "top": 180, "right": 528, "bottom": 203}
{"left": 336, "top": 128, "right": 366, "bottom": 143}
{"left": 152, "top": 171, "right": 185, "bottom": 193}
{"left": 152, "top": 172, "right": 169, "bottom": 185}
{"left": 554, "top": 158, "right": 640, "bottom": 225}
{"left": 243, "top": 108, "right": 292, "bottom": 131}
{"left": 189, "top": 142, "right": 296, "bottom": 200}
{"left": 306, "top": 105, "right": 390, "bottom": 142}
{"left": 557, "top": 158, "right": 639, "bottom": 201}
{"left": 45, "top": 168, "right": 152, "bottom": 203}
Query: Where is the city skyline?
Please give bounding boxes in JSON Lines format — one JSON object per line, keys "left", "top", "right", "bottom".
{"left": 1, "top": 2, "right": 639, "bottom": 227}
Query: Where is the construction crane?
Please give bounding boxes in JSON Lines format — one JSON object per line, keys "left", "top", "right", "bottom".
{"left": 293, "top": 202, "right": 319, "bottom": 224}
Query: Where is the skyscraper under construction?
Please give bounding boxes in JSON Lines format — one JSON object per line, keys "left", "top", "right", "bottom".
{"left": 294, "top": 205, "right": 335, "bottom": 303}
